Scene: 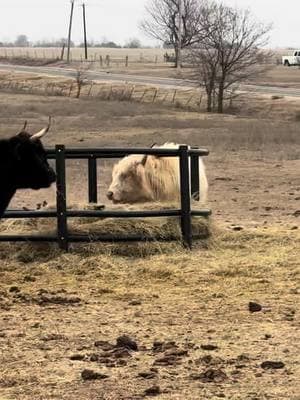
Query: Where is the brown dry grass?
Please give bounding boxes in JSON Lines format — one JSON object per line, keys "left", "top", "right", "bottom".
{"left": 0, "top": 227, "right": 299, "bottom": 400}
{"left": 1, "top": 69, "right": 300, "bottom": 120}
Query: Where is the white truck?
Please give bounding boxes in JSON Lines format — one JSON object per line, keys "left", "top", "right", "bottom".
{"left": 282, "top": 50, "right": 300, "bottom": 66}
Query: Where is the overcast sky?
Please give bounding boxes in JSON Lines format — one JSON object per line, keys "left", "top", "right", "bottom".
{"left": 0, "top": 0, "right": 299, "bottom": 48}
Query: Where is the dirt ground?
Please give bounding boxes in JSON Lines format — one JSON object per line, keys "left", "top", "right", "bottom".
{"left": 0, "top": 90, "right": 298, "bottom": 229}
{"left": 0, "top": 88, "right": 299, "bottom": 400}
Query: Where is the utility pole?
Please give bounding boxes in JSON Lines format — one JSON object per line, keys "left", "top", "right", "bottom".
{"left": 82, "top": 2, "right": 88, "bottom": 60}
{"left": 177, "top": 0, "right": 183, "bottom": 69}
{"left": 67, "top": 0, "right": 75, "bottom": 63}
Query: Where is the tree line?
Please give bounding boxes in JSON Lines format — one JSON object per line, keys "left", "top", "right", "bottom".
{"left": 140, "top": 0, "right": 273, "bottom": 113}
{"left": 0, "top": 35, "right": 143, "bottom": 49}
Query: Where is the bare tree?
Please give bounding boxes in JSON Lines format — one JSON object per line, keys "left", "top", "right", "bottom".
{"left": 140, "top": 0, "right": 205, "bottom": 67}
{"left": 189, "top": 3, "right": 273, "bottom": 113}
{"left": 124, "top": 38, "right": 142, "bottom": 49}
{"left": 15, "top": 34, "right": 30, "bottom": 47}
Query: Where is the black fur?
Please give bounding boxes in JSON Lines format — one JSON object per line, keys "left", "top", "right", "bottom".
{"left": 0, "top": 131, "right": 56, "bottom": 217}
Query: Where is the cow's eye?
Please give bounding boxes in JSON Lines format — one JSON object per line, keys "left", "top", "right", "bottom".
{"left": 120, "top": 173, "right": 127, "bottom": 179}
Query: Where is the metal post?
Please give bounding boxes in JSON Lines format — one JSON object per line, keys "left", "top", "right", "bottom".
{"left": 179, "top": 145, "right": 192, "bottom": 248}
{"left": 55, "top": 145, "right": 68, "bottom": 251}
{"left": 88, "top": 156, "right": 98, "bottom": 203}
{"left": 191, "top": 147, "right": 200, "bottom": 201}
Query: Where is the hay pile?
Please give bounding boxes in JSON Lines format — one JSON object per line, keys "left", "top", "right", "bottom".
{"left": 0, "top": 202, "right": 211, "bottom": 258}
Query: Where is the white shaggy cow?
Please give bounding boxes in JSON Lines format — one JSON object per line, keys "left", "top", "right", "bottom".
{"left": 107, "top": 143, "right": 208, "bottom": 204}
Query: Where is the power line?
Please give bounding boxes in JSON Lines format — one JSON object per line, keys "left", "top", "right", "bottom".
{"left": 82, "top": 2, "right": 88, "bottom": 59}
{"left": 67, "top": 0, "right": 75, "bottom": 63}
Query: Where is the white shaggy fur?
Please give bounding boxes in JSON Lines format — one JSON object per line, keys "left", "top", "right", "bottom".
{"left": 107, "top": 142, "right": 208, "bottom": 204}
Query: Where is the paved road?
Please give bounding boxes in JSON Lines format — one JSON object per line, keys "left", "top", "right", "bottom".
{"left": 1, "top": 63, "right": 300, "bottom": 97}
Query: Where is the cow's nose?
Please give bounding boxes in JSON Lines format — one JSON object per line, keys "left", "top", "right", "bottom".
{"left": 107, "top": 191, "right": 113, "bottom": 200}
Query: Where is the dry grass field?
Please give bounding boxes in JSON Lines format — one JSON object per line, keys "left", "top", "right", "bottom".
{"left": 0, "top": 74, "right": 299, "bottom": 400}
{"left": 0, "top": 47, "right": 170, "bottom": 77}
{"left": 1, "top": 69, "right": 300, "bottom": 120}
{"left": 0, "top": 47, "right": 168, "bottom": 63}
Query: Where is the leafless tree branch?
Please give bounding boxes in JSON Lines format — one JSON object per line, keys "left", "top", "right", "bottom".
{"left": 140, "top": 0, "right": 207, "bottom": 67}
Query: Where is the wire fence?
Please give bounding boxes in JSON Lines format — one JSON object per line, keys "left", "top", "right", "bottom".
{"left": 0, "top": 77, "right": 204, "bottom": 111}
{"left": 0, "top": 48, "right": 173, "bottom": 66}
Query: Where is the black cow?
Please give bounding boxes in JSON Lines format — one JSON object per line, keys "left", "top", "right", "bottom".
{"left": 0, "top": 118, "right": 56, "bottom": 217}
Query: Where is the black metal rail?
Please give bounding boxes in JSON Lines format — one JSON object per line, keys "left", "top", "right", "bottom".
{"left": 1, "top": 145, "right": 211, "bottom": 250}
{"left": 46, "top": 147, "right": 209, "bottom": 158}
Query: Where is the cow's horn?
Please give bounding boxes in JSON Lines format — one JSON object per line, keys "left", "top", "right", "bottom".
{"left": 140, "top": 154, "right": 148, "bottom": 166}
{"left": 30, "top": 116, "right": 51, "bottom": 141}
{"left": 22, "top": 120, "right": 28, "bottom": 131}
{"left": 141, "top": 143, "right": 158, "bottom": 165}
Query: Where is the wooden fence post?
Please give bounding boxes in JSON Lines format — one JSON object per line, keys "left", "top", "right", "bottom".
{"left": 61, "top": 44, "right": 65, "bottom": 61}
{"left": 120, "top": 85, "right": 126, "bottom": 100}
{"left": 140, "top": 89, "right": 147, "bottom": 102}
{"left": 199, "top": 94, "right": 203, "bottom": 110}
{"left": 96, "top": 85, "right": 104, "bottom": 97}
{"left": 152, "top": 89, "right": 158, "bottom": 103}
{"left": 107, "top": 85, "right": 113, "bottom": 100}
{"left": 172, "top": 89, "right": 177, "bottom": 103}
{"left": 128, "top": 85, "right": 135, "bottom": 100}
{"left": 87, "top": 83, "right": 94, "bottom": 96}
{"left": 186, "top": 94, "right": 194, "bottom": 106}
{"left": 161, "top": 92, "right": 169, "bottom": 103}
{"left": 68, "top": 82, "right": 73, "bottom": 97}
